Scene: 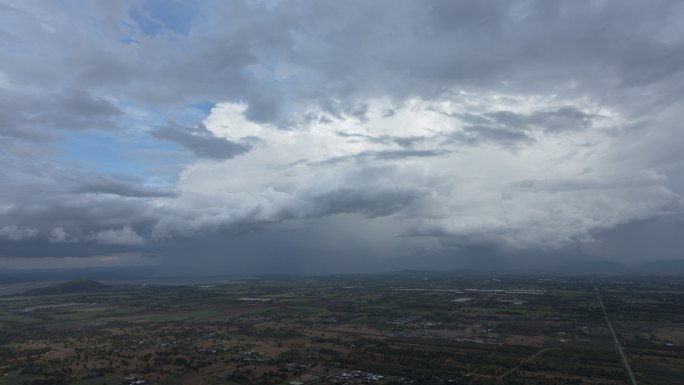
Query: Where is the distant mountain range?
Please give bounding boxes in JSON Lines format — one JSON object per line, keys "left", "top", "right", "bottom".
{"left": 0, "top": 265, "right": 160, "bottom": 284}
{"left": 545, "top": 258, "right": 684, "bottom": 275}
{"left": 394, "top": 258, "right": 684, "bottom": 276}
{"left": 0, "top": 259, "right": 683, "bottom": 286}
{"left": 22, "top": 279, "right": 110, "bottom": 296}
{"left": 632, "top": 259, "right": 684, "bottom": 274}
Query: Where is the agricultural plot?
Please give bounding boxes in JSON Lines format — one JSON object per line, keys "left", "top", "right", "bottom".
{"left": 0, "top": 275, "right": 682, "bottom": 385}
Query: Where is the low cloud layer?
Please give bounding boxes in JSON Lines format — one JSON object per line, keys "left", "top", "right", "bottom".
{"left": 1, "top": 1, "right": 683, "bottom": 273}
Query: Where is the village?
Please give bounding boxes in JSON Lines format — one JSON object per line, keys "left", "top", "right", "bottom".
{"left": 0, "top": 275, "right": 681, "bottom": 385}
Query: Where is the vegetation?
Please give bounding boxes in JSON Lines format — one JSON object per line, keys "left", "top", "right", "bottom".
{"left": 0, "top": 275, "right": 682, "bottom": 384}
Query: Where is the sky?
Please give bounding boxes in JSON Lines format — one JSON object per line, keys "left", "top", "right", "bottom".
{"left": 1, "top": 0, "right": 684, "bottom": 274}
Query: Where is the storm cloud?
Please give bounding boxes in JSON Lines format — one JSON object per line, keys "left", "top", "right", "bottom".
{"left": 1, "top": 0, "right": 683, "bottom": 273}
{"left": 152, "top": 123, "right": 251, "bottom": 160}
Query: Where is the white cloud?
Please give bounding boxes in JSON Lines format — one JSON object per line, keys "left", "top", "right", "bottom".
{"left": 0, "top": 225, "right": 39, "bottom": 241}
{"left": 150, "top": 94, "right": 681, "bottom": 252}
{"left": 204, "top": 102, "right": 266, "bottom": 141}
{"left": 1, "top": 1, "right": 683, "bottom": 267}
{"left": 91, "top": 226, "right": 145, "bottom": 245}
{"left": 48, "top": 227, "right": 78, "bottom": 243}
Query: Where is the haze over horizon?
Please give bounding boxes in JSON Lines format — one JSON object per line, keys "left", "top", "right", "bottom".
{"left": 1, "top": 1, "right": 684, "bottom": 275}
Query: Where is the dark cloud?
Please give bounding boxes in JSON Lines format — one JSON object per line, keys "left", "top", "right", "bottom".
{"left": 56, "top": 89, "right": 122, "bottom": 120}
{"left": 1, "top": 194, "right": 155, "bottom": 237}
{"left": 336, "top": 131, "right": 427, "bottom": 148}
{"left": 509, "top": 175, "right": 670, "bottom": 194}
{"left": 73, "top": 174, "right": 177, "bottom": 198}
{"left": 0, "top": 88, "right": 122, "bottom": 142}
{"left": 451, "top": 125, "right": 532, "bottom": 147}
{"left": 0, "top": 1, "right": 680, "bottom": 118}
{"left": 152, "top": 123, "right": 251, "bottom": 160}
{"left": 303, "top": 187, "right": 420, "bottom": 218}
{"left": 320, "top": 149, "right": 448, "bottom": 165}
{"left": 0, "top": 238, "right": 155, "bottom": 259}
{"left": 40, "top": 89, "right": 122, "bottom": 131}
{"left": 0, "top": 0, "right": 683, "bottom": 273}
{"left": 443, "top": 105, "right": 600, "bottom": 148}
{"left": 0, "top": 1, "right": 680, "bottom": 134}
{"left": 484, "top": 107, "right": 595, "bottom": 132}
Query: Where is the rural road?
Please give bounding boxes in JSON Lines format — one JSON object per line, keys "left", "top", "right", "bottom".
{"left": 496, "top": 348, "right": 555, "bottom": 380}
{"left": 595, "top": 285, "right": 638, "bottom": 385}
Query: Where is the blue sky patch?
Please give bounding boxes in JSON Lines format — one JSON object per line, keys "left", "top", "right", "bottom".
{"left": 129, "top": 0, "right": 202, "bottom": 36}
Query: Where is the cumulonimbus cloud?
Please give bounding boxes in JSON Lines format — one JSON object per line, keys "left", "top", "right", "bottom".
{"left": 0, "top": 1, "right": 683, "bottom": 270}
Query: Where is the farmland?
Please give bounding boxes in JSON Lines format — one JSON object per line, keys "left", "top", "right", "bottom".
{"left": 0, "top": 274, "right": 682, "bottom": 385}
